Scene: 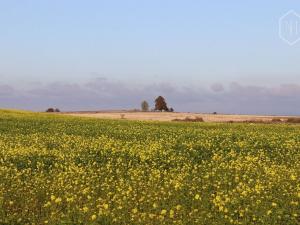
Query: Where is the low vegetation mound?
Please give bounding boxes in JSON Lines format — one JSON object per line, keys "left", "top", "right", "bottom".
{"left": 286, "top": 117, "right": 300, "bottom": 123}
{"left": 172, "top": 116, "right": 204, "bottom": 122}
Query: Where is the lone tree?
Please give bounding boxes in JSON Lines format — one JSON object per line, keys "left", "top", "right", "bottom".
{"left": 141, "top": 100, "right": 149, "bottom": 112}
{"left": 155, "top": 96, "right": 168, "bottom": 111}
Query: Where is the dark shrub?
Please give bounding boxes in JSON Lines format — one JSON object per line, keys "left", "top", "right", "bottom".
{"left": 172, "top": 116, "right": 204, "bottom": 122}
{"left": 46, "top": 108, "right": 55, "bottom": 113}
{"left": 194, "top": 116, "right": 204, "bottom": 122}
{"left": 286, "top": 117, "right": 300, "bottom": 123}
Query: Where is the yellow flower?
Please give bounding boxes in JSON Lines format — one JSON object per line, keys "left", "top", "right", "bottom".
{"left": 161, "top": 209, "right": 167, "bottom": 215}
{"left": 169, "top": 209, "right": 174, "bottom": 218}
{"left": 103, "top": 204, "right": 109, "bottom": 210}
{"left": 149, "top": 213, "right": 155, "bottom": 219}
{"left": 267, "top": 210, "right": 272, "bottom": 215}
{"left": 44, "top": 201, "right": 51, "bottom": 208}
{"left": 55, "top": 197, "right": 62, "bottom": 204}
{"left": 290, "top": 201, "right": 298, "bottom": 205}
{"left": 50, "top": 195, "right": 56, "bottom": 201}
{"left": 83, "top": 206, "right": 89, "bottom": 213}
{"left": 176, "top": 205, "right": 182, "bottom": 210}
{"left": 271, "top": 202, "right": 277, "bottom": 207}
{"left": 194, "top": 194, "right": 200, "bottom": 200}
{"left": 132, "top": 208, "right": 138, "bottom": 213}
{"left": 66, "top": 197, "right": 74, "bottom": 202}
{"left": 290, "top": 175, "right": 297, "bottom": 181}
{"left": 91, "top": 215, "right": 97, "bottom": 221}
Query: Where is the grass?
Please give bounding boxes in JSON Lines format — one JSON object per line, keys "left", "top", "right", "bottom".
{"left": 0, "top": 109, "right": 299, "bottom": 224}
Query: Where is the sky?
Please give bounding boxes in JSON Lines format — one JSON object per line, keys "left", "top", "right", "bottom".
{"left": 0, "top": 0, "right": 300, "bottom": 115}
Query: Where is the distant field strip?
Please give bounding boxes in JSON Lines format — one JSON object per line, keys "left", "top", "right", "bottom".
{"left": 0, "top": 110, "right": 299, "bottom": 224}
{"left": 63, "top": 111, "right": 290, "bottom": 122}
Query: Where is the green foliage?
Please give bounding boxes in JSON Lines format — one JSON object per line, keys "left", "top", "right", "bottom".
{"left": 0, "top": 110, "right": 299, "bottom": 224}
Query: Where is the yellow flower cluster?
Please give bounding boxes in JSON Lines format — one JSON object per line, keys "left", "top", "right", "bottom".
{"left": 0, "top": 109, "right": 299, "bottom": 224}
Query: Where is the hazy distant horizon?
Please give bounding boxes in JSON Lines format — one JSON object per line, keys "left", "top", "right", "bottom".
{"left": 1, "top": 77, "right": 300, "bottom": 116}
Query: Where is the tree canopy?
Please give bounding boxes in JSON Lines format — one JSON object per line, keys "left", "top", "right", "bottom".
{"left": 155, "top": 96, "right": 168, "bottom": 111}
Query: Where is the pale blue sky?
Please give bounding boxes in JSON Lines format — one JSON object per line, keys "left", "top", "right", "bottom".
{"left": 0, "top": 1, "right": 300, "bottom": 114}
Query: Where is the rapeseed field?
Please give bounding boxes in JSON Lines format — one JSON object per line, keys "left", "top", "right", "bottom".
{"left": 0, "top": 110, "right": 299, "bottom": 224}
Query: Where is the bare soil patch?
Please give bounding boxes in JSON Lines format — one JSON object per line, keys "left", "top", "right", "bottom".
{"left": 61, "top": 111, "right": 296, "bottom": 123}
